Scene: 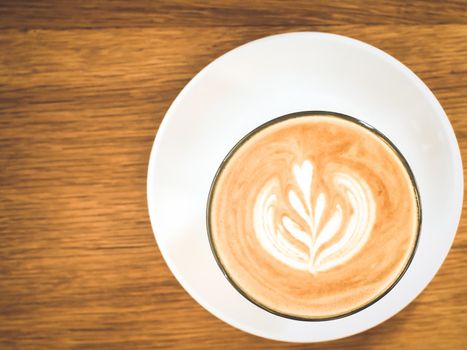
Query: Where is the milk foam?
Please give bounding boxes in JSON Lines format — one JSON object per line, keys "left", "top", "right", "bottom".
{"left": 253, "top": 160, "right": 376, "bottom": 274}
{"left": 210, "top": 114, "right": 419, "bottom": 318}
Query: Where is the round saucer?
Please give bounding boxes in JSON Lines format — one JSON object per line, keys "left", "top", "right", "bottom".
{"left": 147, "top": 32, "right": 463, "bottom": 342}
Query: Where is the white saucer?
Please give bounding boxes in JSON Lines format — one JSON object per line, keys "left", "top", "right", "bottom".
{"left": 147, "top": 32, "right": 463, "bottom": 342}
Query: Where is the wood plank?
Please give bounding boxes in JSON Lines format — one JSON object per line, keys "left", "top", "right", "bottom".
{"left": 0, "top": 23, "right": 466, "bottom": 350}
{"left": 0, "top": 0, "right": 467, "bottom": 30}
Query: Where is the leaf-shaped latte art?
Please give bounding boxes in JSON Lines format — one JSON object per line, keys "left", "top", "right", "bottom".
{"left": 253, "top": 160, "right": 376, "bottom": 275}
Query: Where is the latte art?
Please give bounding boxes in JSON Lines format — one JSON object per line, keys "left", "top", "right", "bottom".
{"left": 254, "top": 160, "right": 376, "bottom": 275}
{"left": 208, "top": 112, "right": 420, "bottom": 319}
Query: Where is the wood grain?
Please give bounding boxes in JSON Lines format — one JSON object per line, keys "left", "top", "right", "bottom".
{"left": 0, "top": 1, "right": 466, "bottom": 349}
{"left": 1, "top": 0, "right": 467, "bottom": 29}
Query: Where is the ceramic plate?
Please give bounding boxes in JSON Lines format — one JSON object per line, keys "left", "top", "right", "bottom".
{"left": 147, "top": 32, "right": 463, "bottom": 342}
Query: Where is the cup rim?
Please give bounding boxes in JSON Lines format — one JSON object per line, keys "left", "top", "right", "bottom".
{"left": 205, "top": 110, "right": 422, "bottom": 321}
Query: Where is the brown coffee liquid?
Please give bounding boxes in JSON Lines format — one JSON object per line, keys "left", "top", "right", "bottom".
{"left": 208, "top": 112, "right": 420, "bottom": 319}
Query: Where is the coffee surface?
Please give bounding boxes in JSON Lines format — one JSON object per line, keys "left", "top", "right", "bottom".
{"left": 208, "top": 113, "right": 419, "bottom": 319}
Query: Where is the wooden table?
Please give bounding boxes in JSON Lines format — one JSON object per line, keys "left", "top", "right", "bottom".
{"left": 1, "top": 1, "right": 466, "bottom": 349}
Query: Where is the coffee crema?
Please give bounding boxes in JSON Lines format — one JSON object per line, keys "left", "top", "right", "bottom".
{"left": 208, "top": 112, "right": 420, "bottom": 319}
